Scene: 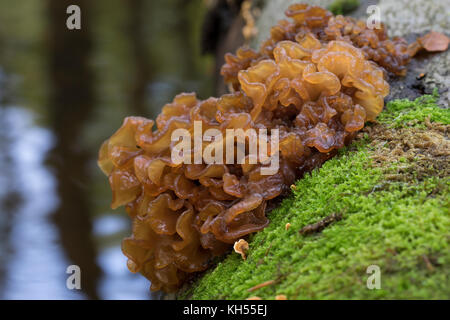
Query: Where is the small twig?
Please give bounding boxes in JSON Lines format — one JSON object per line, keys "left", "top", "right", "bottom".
{"left": 422, "top": 254, "right": 435, "bottom": 271}
{"left": 264, "top": 243, "right": 273, "bottom": 257}
{"left": 246, "top": 296, "right": 262, "bottom": 300}
{"left": 299, "top": 213, "right": 343, "bottom": 235}
{"left": 248, "top": 280, "right": 275, "bottom": 292}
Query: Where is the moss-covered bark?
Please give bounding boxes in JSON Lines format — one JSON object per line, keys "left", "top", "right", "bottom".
{"left": 176, "top": 0, "right": 450, "bottom": 300}
{"left": 180, "top": 95, "right": 449, "bottom": 299}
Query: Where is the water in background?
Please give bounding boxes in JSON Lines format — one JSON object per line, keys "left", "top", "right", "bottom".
{"left": 0, "top": 0, "right": 214, "bottom": 299}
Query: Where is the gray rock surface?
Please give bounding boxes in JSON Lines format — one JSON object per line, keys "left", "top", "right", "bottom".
{"left": 377, "top": 0, "right": 450, "bottom": 106}
{"left": 253, "top": 0, "right": 450, "bottom": 107}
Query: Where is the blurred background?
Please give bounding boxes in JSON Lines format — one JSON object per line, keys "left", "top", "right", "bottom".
{"left": 0, "top": 0, "right": 247, "bottom": 299}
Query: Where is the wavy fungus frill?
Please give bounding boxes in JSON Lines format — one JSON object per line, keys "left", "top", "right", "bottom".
{"left": 98, "top": 3, "right": 424, "bottom": 292}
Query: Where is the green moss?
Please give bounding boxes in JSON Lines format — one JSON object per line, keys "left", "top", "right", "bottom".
{"left": 181, "top": 96, "right": 450, "bottom": 300}
{"left": 377, "top": 92, "right": 450, "bottom": 128}
{"left": 328, "top": 0, "right": 360, "bottom": 15}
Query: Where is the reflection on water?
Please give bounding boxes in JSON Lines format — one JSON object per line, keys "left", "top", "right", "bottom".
{"left": 0, "top": 0, "right": 213, "bottom": 299}
{"left": 0, "top": 107, "right": 151, "bottom": 299}
{"left": 0, "top": 106, "right": 80, "bottom": 299}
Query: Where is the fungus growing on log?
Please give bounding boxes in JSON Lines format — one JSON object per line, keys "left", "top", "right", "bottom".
{"left": 98, "top": 3, "right": 446, "bottom": 292}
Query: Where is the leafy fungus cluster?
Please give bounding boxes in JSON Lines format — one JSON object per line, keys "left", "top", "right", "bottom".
{"left": 98, "top": 3, "right": 428, "bottom": 292}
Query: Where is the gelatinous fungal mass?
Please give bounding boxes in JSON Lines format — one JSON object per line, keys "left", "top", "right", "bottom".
{"left": 98, "top": 3, "right": 429, "bottom": 292}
